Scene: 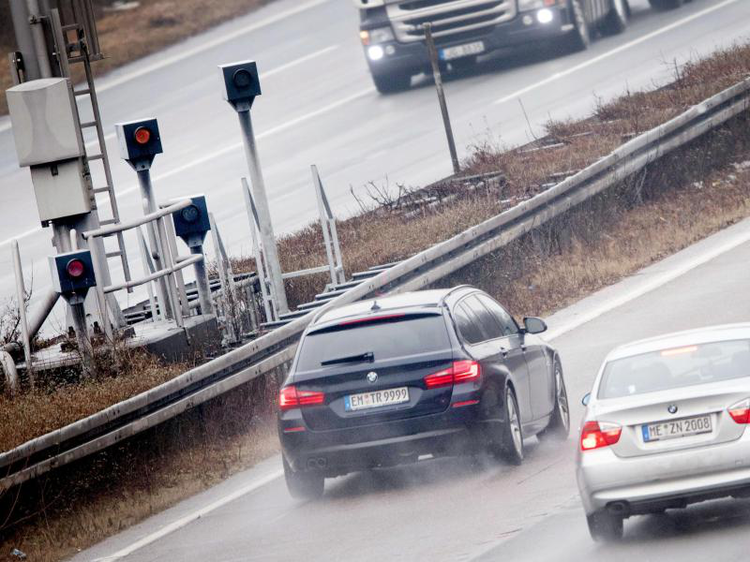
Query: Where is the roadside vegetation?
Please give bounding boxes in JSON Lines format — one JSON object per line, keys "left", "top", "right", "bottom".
{"left": 1, "top": 40, "right": 750, "bottom": 562}
{"left": 0, "top": 0, "right": 273, "bottom": 115}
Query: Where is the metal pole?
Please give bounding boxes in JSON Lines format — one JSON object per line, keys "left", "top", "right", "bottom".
{"left": 0, "top": 351, "right": 19, "bottom": 396}
{"left": 208, "top": 213, "right": 238, "bottom": 342}
{"left": 86, "top": 236, "right": 113, "bottom": 340}
{"left": 241, "top": 179, "right": 274, "bottom": 322}
{"left": 136, "top": 169, "right": 174, "bottom": 320}
{"left": 136, "top": 226, "right": 159, "bottom": 321}
{"left": 236, "top": 110, "right": 289, "bottom": 315}
{"left": 11, "top": 241, "right": 33, "bottom": 385}
{"left": 424, "top": 23, "right": 460, "bottom": 175}
{"left": 311, "top": 166, "right": 337, "bottom": 286}
{"left": 191, "top": 245, "right": 214, "bottom": 316}
{"left": 8, "top": 0, "right": 41, "bottom": 81}
{"left": 70, "top": 300, "right": 93, "bottom": 375}
{"left": 155, "top": 216, "right": 184, "bottom": 329}
{"left": 25, "top": 0, "right": 53, "bottom": 78}
{"left": 164, "top": 218, "right": 190, "bottom": 318}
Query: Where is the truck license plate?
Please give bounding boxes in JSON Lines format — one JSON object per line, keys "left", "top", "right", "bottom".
{"left": 439, "top": 41, "right": 485, "bottom": 61}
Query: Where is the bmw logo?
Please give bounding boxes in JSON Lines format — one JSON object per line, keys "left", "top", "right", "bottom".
{"left": 367, "top": 372, "right": 378, "bottom": 384}
{"left": 668, "top": 404, "right": 678, "bottom": 414}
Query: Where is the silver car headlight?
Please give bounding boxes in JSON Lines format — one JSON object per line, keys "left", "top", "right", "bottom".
{"left": 360, "top": 26, "right": 395, "bottom": 45}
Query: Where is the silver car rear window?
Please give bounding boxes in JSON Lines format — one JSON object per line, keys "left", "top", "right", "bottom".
{"left": 598, "top": 339, "right": 750, "bottom": 399}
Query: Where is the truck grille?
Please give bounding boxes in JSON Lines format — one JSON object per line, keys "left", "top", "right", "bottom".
{"left": 386, "top": 0, "right": 517, "bottom": 43}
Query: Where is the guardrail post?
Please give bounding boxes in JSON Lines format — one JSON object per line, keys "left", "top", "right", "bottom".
{"left": 424, "top": 23, "right": 460, "bottom": 175}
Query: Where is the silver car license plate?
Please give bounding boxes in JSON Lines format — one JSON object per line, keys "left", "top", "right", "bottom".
{"left": 440, "top": 41, "right": 485, "bottom": 61}
{"left": 642, "top": 415, "right": 712, "bottom": 442}
{"left": 344, "top": 387, "right": 409, "bottom": 412}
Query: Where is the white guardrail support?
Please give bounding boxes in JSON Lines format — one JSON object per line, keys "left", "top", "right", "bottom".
{"left": 1, "top": 78, "right": 748, "bottom": 493}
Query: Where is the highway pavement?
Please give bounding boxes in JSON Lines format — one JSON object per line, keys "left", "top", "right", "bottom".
{"left": 0, "top": 0, "right": 748, "bottom": 321}
{"left": 72, "top": 213, "right": 750, "bottom": 561}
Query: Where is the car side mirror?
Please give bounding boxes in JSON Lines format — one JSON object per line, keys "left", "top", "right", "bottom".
{"left": 582, "top": 393, "right": 591, "bottom": 406}
{"left": 523, "top": 317, "right": 547, "bottom": 335}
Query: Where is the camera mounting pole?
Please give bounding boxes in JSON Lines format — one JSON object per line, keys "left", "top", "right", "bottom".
{"left": 219, "top": 60, "right": 289, "bottom": 316}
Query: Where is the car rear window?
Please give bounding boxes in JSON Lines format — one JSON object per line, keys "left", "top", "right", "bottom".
{"left": 296, "top": 314, "right": 452, "bottom": 371}
{"left": 598, "top": 339, "right": 750, "bottom": 399}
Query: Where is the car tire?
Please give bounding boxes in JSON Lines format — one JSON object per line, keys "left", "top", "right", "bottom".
{"left": 372, "top": 71, "right": 412, "bottom": 94}
{"left": 586, "top": 510, "right": 624, "bottom": 542}
{"left": 283, "top": 457, "right": 324, "bottom": 500}
{"left": 601, "top": 0, "right": 629, "bottom": 36}
{"left": 537, "top": 360, "right": 570, "bottom": 441}
{"left": 648, "top": 0, "right": 683, "bottom": 9}
{"left": 564, "top": 0, "right": 591, "bottom": 53}
{"left": 497, "top": 386, "right": 524, "bottom": 465}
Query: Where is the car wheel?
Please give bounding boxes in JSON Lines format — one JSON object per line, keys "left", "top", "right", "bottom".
{"left": 586, "top": 510, "right": 624, "bottom": 542}
{"left": 564, "top": 0, "right": 591, "bottom": 52}
{"left": 537, "top": 360, "right": 570, "bottom": 441}
{"left": 601, "top": 0, "right": 629, "bottom": 35}
{"left": 648, "top": 0, "right": 683, "bottom": 9}
{"left": 372, "top": 71, "right": 412, "bottom": 94}
{"left": 283, "top": 457, "right": 324, "bottom": 500}
{"left": 499, "top": 386, "right": 525, "bottom": 465}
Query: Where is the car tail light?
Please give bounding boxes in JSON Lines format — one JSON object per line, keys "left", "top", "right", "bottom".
{"left": 580, "top": 421, "right": 622, "bottom": 451}
{"left": 424, "top": 360, "right": 481, "bottom": 389}
{"left": 279, "top": 385, "right": 325, "bottom": 411}
{"left": 729, "top": 398, "right": 750, "bottom": 424}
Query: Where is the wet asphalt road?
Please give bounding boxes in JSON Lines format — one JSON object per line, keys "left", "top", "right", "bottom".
{"left": 0, "top": 0, "right": 748, "bottom": 319}
{"left": 72, "top": 216, "right": 750, "bottom": 561}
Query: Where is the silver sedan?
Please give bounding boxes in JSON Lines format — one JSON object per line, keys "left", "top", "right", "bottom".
{"left": 576, "top": 323, "right": 750, "bottom": 541}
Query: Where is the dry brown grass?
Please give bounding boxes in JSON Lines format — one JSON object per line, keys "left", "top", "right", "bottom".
{"left": 0, "top": 372, "right": 281, "bottom": 562}
{"left": 0, "top": 348, "right": 188, "bottom": 452}
{"left": 0, "top": 0, "right": 272, "bottom": 115}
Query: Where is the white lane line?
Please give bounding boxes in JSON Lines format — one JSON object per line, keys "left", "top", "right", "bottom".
{"left": 0, "top": 0, "right": 334, "bottom": 135}
{"left": 109, "top": 87, "right": 375, "bottom": 199}
{"left": 493, "top": 0, "right": 741, "bottom": 106}
{"left": 0, "top": 49, "right": 358, "bottom": 249}
{"left": 92, "top": 469, "right": 284, "bottom": 562}
{"left": 545, "top": 221, "right": 750, "bottom": 342}
{"left": 87, "top": 0, "right": 333, "bottom": 94}
{"left": 79, "top": 45, "right": 341, "bottom": 149}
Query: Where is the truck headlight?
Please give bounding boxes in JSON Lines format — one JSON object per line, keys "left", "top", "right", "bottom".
{"left": 517, "top": 0, "right": 557, "bottom": 12}
{"left": 360, "top": 26, "right": 395, "bottom": 45}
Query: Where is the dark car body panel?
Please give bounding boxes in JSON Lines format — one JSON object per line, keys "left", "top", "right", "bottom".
{"left": 279, "top": 287, "right": 558, "bottom": 476}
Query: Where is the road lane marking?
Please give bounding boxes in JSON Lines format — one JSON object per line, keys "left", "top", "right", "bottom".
{"left": 110, "top": 87, "right": 375, "bottom": 199}
{"left": 92, "top": 469, "right": 283, "bottom": 561}
{"left": 545, "top": 219, "right": 750, "bottom": 341}
{"left": 0, "top": 48, "right": 356, "bottom": 249}
{"left": 493, "top": 0, "right": 742, "bottom": 106}
{"left": 0, "top": 0, "right": 334, "bottom": 135}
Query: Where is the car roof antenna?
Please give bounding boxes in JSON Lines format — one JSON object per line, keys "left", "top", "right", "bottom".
{"left": 371, "top": 300, "right": 381, "bottom": 312}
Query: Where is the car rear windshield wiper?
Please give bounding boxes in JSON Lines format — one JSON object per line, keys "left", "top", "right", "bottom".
{"left": 321, "top": 351, "right": 374, "bottom": 366}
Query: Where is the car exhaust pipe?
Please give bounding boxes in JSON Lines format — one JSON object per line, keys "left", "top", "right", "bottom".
{"left": 607, "top": 501, "right": 630, "bottom": 516}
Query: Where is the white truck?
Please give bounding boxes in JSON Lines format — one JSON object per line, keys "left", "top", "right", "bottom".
{"left": 355, "top": 0, "right": 684, "bottom": 94}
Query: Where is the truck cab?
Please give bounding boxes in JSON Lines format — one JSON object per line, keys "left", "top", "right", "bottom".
{"left": 355, "top": 0, "right": 631, "bottom": 93}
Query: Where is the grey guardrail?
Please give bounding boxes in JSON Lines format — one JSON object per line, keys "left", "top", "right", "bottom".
{"left": 2, "top": 77, "right": 748, "bottom": 493}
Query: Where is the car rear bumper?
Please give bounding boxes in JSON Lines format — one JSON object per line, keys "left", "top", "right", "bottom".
{"left": 577, "top": 431, "right": 750, "bottom": 515}
{"left": 280, "top": 401, "right": 483, "bottom": 476}
{"left": 364, "top": 7, "right": 572, "bottom": 77}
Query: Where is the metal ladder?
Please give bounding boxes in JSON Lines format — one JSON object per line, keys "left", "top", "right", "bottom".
{"left": 50, "top": 11, "right": 133, "bottom": 288}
